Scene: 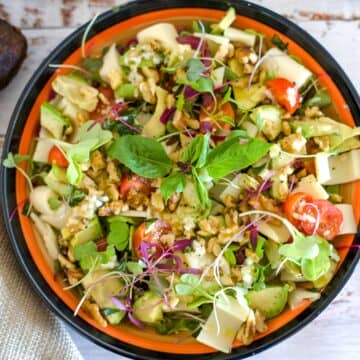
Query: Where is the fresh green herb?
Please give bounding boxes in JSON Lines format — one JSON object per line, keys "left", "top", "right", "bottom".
{"left": 255, "top": 236, "right": 266, "bottom": 259}
{"left": 204, "top": 137, "right": 271, "bottom": 178}
{"left": 177, "top": 77, "right": 214, "bottom": 95}
{"left": 3, "top": 153, "right": 30, "bottom": 168}
{"left": 160, "top": 172, "right": 186, "bottom": 203}
{"left": 55, "top": 121, "right": 112, "bottom": 185}
{"left": 224, "top": 245, "right": 240, "bottom": 266}
{"left": 227, "top": 129, "right": 250, "bottom": 140}
{"left": 175, "top": 274, "right": 218, "bottom": 299}
{"left": 271, "top": 34, "right": 288, "bottom": 51}
{"left": 218, "top": 114, "right": 235, "bottom": 126}
{"left": 108, "top": 135, "right": 173, "bottom": 178}
{"left": 181, "top": 133, "right": 210, "bottom": 168}
{"left": 253, "top": 263, "right": 271, "bottom": 290}
{"left": 176, "top": 93, "right": 185, "bottom": 111}
{"left": 220, "top": 87, "right": 232, "bottom": 105}
{"left": 73, "top": 241, "right": 115, "bottom": 270}
{"left": 279, "top": 234, "right": 332, "bottom": 281}
{"left": 186, "top": 58, "right": 206, "bottom": 82}
{"left": 82, "top": 57, "right": 103, "bottom": 79}
{"left": 107, "top": 218, "right": 130, "bottom": 251}
{"left": 192, "top": 168, "right": 212, "bottom": 212}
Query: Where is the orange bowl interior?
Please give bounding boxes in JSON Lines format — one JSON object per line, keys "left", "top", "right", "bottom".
{"left": 15, "top": 8, "right": 360, "bottom": 354}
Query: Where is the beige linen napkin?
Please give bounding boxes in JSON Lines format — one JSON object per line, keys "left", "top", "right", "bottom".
{"left": 0, "top": 216, "right": 83, "bottom": 360}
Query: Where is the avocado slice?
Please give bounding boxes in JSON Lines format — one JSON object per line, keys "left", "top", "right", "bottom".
{"left": 82, "top": 270, "right": 124, "bottom": 321}
{"left": 232, "top": 84, "right": 266, "bottom": 111}
{"left": 44, "top": 166, "right": 72, "bottom": 197}
{"left": 250, "top": 105, "right": 283, "bottom": 141}
{"left": 40, "top": 102, "right": 70, "bottom": 139}
{"left": 106, "top": 310, "right": 126, "bottom": 325}
{"left": 133, "top": 291, "right": 163, "bottom": 323}
{"left": 71, "top": 216, "right": 103, "bottom": 247}
{"left": 247, "top": 286, "right": 289, "bottom": 319}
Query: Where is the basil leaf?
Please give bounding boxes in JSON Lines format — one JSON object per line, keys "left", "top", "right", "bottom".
{"left": 73, "top": 242, "right": 115, "bottom": 270}
{"left": 192, "top": 168, "right": 211, "bottom": 211}
{"left": 160, "top": 172, "right": 186, "bottom": 203}
{"left": 108, "top": 135, "right": 173, "bottom": 178}
{"left": 181, "top": 133, "right": 210, "bottom": 168}
{"left": 107, "top": 218, "right": 130, "bottom": 251}
{"left": 205, "top": 138, "right": 271, "bottom": 179}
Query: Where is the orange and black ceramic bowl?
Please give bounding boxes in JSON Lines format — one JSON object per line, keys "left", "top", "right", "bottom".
{"left": 1, "top": 1, "right": 360, "bottom": 359}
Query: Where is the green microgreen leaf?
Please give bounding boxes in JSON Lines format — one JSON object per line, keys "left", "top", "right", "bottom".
{"left": 187, "top": 58, "right": 206, "bottom": 82}
{"left": 107, "top": 218, "right": 130, "bottom": 251}
{"left": 271, "top": 34, "right": 288, "bottom": 51}
{"left": 3, "top": 153, "right": 30, "bottom": 168}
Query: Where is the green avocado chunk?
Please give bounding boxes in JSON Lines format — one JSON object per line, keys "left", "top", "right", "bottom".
{"left": 133, "top": 291, "right": 163, "bottom": 323}
{"left": 247, "top": 286, "right": 289, "bottom": 319}
{"left": 71, "top": 216, "right": 103, "bottom": 247}
{"left": 40, "top": 101, "right": 70, "bottom": 139}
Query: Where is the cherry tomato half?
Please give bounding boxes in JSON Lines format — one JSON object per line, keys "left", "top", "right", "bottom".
{"left": 48, "top": 146, "right": 69, "bottom": 167}
{"left": 89, "top": 86, "right": 115, "bottom": 122}
{"left": 284, "top": 192, "right": 343, "bottom": 240}
{"left": 132, "top": 220, "right": 172, "bottom": 258}
{"left": 266, "top": 78, "right": 301, "bottom": 115}
{"left": 119, "top": 175, "right": 152, "bottom": 200}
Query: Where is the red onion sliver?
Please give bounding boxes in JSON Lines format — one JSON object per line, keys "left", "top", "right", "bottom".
{"left": 160, "top": 108, "right": 176, "bottom": 124}
{"left": 176, "top": 35, "right": 201, "bottom": 50}
{"left": 184, "top": 86, "right": 199, "bottom": 99}
{"left": 110, "top": 296, "right": 128, "bottom": 312}
{"left": 128, "top": 312, "right": 146, "bottom": 329}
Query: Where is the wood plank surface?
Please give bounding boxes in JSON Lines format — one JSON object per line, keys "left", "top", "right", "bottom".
{"left": 0, "top": 1, "right": 359, "bottom": 359}
{"left": 0, "top": 0, "right": 359, "bottom": 28}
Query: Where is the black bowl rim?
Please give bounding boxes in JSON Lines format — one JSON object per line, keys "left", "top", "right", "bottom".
{"left": 1, "top": 1, "right": 359, "bottom": 359}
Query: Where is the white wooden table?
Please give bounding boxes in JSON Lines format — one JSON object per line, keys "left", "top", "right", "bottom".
{"left": 1, "top": 1, "right": 359, "bottom": 359}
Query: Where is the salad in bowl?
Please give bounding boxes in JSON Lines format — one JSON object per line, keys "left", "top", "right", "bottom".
{"left": 4, "top": 7, "right": 360, "bottom": 354}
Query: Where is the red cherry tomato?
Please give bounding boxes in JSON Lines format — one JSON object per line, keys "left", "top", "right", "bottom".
{"left": 132, "top": 220, "right": 172, "bottom": 258}
{"left": 119, "top": 175, "right": 152, "bottom": 200}
{"left": 284, "top": 192, "right": 343, "bottom": 240}
{"left": 132, "top": 222, "right": 146, "bottom": 258}
{"left": 266, "top": 78, "right": 301, "bottom": 114}
{"left": 199, "top": 100, "right": 235, "bottom": 133}
{"left": 89, "top": 86, "right": 116, "bottom": 122}
{"left": 48, "top": 146, "right": 69, "bottom": 167}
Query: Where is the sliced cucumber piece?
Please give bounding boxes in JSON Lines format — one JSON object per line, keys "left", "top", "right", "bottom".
{"left": 247, "top": 286, "right": 288, "bottom": 319}
{"left": 106, "top": 310, "right": 126, "bottom": 325}
{"left": 261, "top": 48, "right": 312, "bottom": 88}
{"left": 250, "top": 105, "right": 283, "bottom": 140}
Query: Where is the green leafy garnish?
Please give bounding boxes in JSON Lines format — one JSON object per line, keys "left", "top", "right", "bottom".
{"left": 175, "top": 274, "right": 218, "bottom": 300}
{"left": 223, "top": 245, "right": 240, "bottom": 266}
{"left": 186, "top": 59, "right": 206, "bottom": 82}
{"left": 160, "top": 172, "right": 186, "bottom": 203}
{"left": 3, "top": 153, "right": 30, "bottom": 168}
{"left": 181, "top": 133, "right": 210, "bottom": 168}
{"left": 107, "top": 217, "right": 130, "bottom": 251}
{"left": 192, "top": 168, "right": 212, "bottom": 212}
{"left": 279, "top": 234, "right": 332, "bottom": 281}
{"left": 176, "top": 93, "right": 185, "bottom": 111}
{"left": 73, "top": 241, "right": 115, "bottom": 270}
{"left": 253, "top": 263, "right": 271, "bottom": 290}
{"left": 108, "top": 135, "right": 173, "bottom": 178}
{"left": 204, "top": 137, "right": 271, "bottom": 178}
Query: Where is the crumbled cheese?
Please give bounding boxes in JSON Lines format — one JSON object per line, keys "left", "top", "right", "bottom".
{"left": 286, "top": 86, "right": 298, "bottom": 109}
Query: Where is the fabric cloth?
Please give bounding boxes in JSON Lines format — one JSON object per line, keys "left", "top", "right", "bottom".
{"left": 0, "top": 216, "right": 83, "bottom": 360}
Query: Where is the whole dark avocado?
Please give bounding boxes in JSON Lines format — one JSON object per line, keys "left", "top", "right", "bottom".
{"left": 0, "top": 19, "right": 27, "bottom": 89}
